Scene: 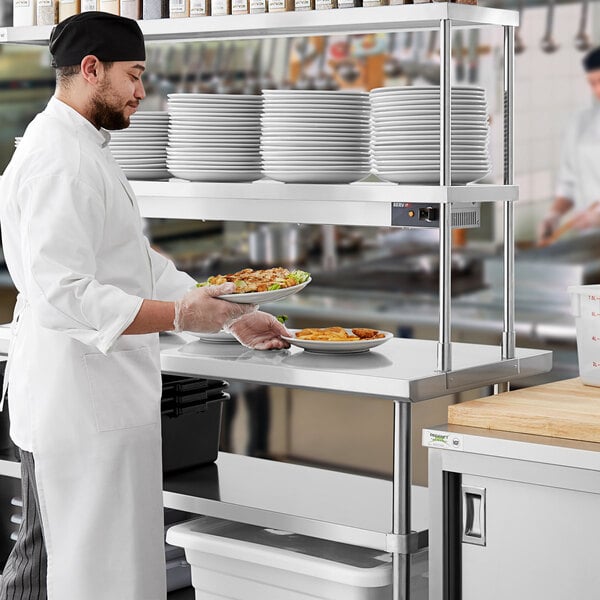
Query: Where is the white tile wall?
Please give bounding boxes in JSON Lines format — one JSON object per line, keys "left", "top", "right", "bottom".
{"left": 486, "top": 3, "right": 598, "bottom": 242}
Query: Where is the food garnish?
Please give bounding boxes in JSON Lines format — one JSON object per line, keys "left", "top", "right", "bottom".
{"left": 197, "top": 268, "right": 310, "bottom": 294}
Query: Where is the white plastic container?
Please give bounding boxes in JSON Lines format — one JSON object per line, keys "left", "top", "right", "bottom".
{"left": 568, "top": 284, "right": 600, "bottom": 386}
{"left": 13, "top": 0, "right": 36, "bottom": 27}
{"left": 166, "top": 516, "right": 396, "bottom": 600}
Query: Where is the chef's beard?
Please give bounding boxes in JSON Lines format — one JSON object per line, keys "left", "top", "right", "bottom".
{"left": 89, "top": 81, "right": 131, "bottom": 131}
{"left": 90, "top": 98, "right": 129, "bottom": 130}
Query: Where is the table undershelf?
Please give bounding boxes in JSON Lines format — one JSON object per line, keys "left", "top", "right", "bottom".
{"left": 0, "top": 453, "right": 427, "bottom": 552}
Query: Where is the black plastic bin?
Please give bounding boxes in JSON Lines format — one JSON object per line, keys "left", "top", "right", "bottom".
{"left": 161, "top": 375, "right": 228, "bottom": 474}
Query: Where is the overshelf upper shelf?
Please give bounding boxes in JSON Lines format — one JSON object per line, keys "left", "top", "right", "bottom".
{"left": 0, "top": 4, "right": 518, "bottom": 45}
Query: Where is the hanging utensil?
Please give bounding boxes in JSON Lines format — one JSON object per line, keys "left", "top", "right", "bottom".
{"left": 515, "top": 0, "right": 526, "bottom": 55}
{"left": 208, "top": 43, "right": 225, "bottom": 93}
{"left": 294, "top": 52, "right": 314, "bottom": 90}
{"left": 467, "top": 29, "right": 479, "bottom": 84}
{"left": 315, "top": 37, "right": 336, "bottom": 90}
{"left": 218, "top": 42, "right": 236, "bottom": 94}
{"left": 400, "top": 31, "right": 413, "bottom": 61}
{"left": 427, "top": 29, "right": 438, "bottom": 62}
{"left": 243, "top": 40, "right": 262, "bottom": 95}
{"left": 575, "top": 0, "right": 591, "bottom": 52}
{"left": 280, "top": 38, "right": 294, "bottom": 90}
{"left": 337, "top": 35, "right": 360, "bottom": 85}
{"left": 541, "top": 0, "right": 559, "bottom": 54}
{"left": 260, "top": 38, "right": 276, "bottom": 90}
{"left": 384, "top": 32, "right": 403, "bottom": 79}
{"left": 191, "top": 45, "right": 207, "bottom": 93}
{"left": 455, "top": 30, "right": 465, "bottom": 82}
{"left": 157, "top": 45, "right": 176, "bottom": 98}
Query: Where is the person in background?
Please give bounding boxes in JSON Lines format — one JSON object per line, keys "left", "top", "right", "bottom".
{"left": 0, "top": 11, "right": 289, "bottom": 600}
{"left": 538, "top": 46, "right": 600, "bottom": 244}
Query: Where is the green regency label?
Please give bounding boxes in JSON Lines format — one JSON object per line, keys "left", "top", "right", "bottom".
{"left": 423, "top": 430, "right": 463, "bottom": 451}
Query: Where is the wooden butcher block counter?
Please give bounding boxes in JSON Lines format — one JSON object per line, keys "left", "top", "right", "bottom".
{"left": 448, "top": 378, "right": 600, "bottom": 443}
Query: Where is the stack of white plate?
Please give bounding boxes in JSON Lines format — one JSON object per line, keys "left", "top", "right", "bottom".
{"left": 261, "top": 90, "right": 371, "bottom": 184}
{"left": 109, "top": 112, "right": 169, "bottom": 180}
{"left": 167, "top": 94, "right": 262, "bottom": 182}
{"left": 14, "top": 137, "right": 21, "bottom": 148}
{"left": 370, "top": 86, "right": 491, "bottom": 185}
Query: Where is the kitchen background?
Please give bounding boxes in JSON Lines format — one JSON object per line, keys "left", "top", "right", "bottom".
{"left": 0, "top": 1, "right": 597, "bottom": 487}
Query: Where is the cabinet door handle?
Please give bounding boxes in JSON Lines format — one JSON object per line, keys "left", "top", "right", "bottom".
{"left": 462, "top": 485, "right": 486, "bottom": 546}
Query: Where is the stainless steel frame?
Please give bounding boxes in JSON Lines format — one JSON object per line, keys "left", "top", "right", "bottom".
{"left": 393, "top": 401, "right": 412, "bottom": 599}
{"left": 503, "top": 26, "right": 516, "bottom": 363}
{"left": 438, "top": 18, "right": 452, "bottom": 374}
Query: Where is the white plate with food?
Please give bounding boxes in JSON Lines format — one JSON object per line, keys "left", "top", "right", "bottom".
{"left": 198, "top": 268, "right": 311, "bottom": 304}
{"left": 282, "top": 327, "right": 393, "bottom": 354}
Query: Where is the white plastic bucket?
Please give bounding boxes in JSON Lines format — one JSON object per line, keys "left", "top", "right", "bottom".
{"left": 167, "top": 516, "right": 402, "bottom": 600}
{"left": 568, "top": 284, "right": 600, "bottom": 386}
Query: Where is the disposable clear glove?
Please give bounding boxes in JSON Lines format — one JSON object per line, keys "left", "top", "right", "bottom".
{"left": 173, "top": 283, "right": 256, "bottom": 334}
{"left": 225, "top": 311, "right": 291, "bottom": 350}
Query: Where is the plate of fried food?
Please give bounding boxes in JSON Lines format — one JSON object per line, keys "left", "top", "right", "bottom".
{"left": 282, "top": 327, "right": 393, "bottom": 354}
{"left": 197, "top": 268, "right": 311, "bottom": 304}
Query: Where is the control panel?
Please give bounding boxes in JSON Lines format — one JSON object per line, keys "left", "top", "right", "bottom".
{"left": 391, "top": 202, "right": 480, "bottom": 229}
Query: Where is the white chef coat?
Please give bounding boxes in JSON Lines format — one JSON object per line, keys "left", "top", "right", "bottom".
{"left": 556, "top": 101, "right": 600, "bottom": 211}
{"left": 1, "top": 96, "right": 195, "bottom": 450}
{"left": 0, "top": 96, "right": 196, "bottom": 600}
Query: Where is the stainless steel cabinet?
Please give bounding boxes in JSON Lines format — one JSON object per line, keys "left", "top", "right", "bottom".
{"left": 425, "top": 426, "right": 600, "bottom": 600}
{"left": 461, "top": 474, "right": 600, "bottom": 600}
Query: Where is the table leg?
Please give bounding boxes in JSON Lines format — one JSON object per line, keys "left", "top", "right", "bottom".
{"left": 392, "top": 400, "right": 412, "bottom": 599}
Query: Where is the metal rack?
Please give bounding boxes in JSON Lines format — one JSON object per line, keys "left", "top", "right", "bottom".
{"left": 0, "top": 5, "right": 517, "bottom": 43}
{"left": 0, "top": 6, "right": 548, "bottom": 599}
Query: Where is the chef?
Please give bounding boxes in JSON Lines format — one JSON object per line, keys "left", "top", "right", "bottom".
{"left": 539, "top": 46, "right": 600, "bottom": 243}
{"left": 0, "top": 11, "right": 289, "bottom": 600}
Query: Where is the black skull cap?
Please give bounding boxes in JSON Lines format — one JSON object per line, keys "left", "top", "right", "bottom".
{"left": 49, "top": 11, "right": 146, "bottom": 68}
{"left": 583, "top": 47, "right": 600, "bottom": 72}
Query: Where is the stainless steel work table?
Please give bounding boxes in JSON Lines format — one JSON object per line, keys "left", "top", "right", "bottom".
{"left": 158, "top": 333, "right": 551, "bottom": 563}
{"left": 160, "top": 335, "right": 551, "bottom": 402}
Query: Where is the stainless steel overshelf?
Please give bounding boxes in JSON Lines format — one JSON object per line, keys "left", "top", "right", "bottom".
{"left": 160, "top": 336, "right": 552, "bottom": 401}
{"left": 0, "top": 5, "right": 518, "bottom": 45}
{"left": 134, "top": 180, "right": 518, "bottom": 227}
{"left": 163, "top": 452, "right": 428, "bottom": 552}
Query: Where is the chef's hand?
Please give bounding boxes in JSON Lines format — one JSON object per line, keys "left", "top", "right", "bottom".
{"left": 225, "top": 311, "right": 291, "bottom": 350}
{"left": 537, "top": 212, "right": 561, "bottom": 243}
{"left": 173, "top": 283, "right": 256, "bottom": 333}
{"left": 572, "top": 202, "right": 600, "bottom": 230}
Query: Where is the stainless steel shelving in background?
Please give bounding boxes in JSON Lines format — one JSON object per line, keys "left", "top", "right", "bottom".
{"left": 0, "top": 4, "right": 518, "bottom": 44}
